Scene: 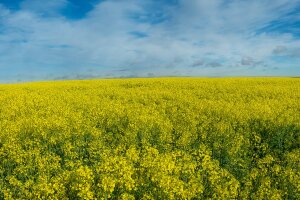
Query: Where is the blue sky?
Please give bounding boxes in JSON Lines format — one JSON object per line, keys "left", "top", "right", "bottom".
{"left": 0, "top": 0, "right": 300, "bottom": 82}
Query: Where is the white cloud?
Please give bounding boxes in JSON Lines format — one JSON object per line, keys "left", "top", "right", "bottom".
{"left": 0, "top": 0, "right": 300, "bottom": 81}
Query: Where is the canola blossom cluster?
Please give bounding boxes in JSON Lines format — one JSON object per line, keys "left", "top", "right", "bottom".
{"left": 0, "top": 78, "right": 299, "bottom": 199}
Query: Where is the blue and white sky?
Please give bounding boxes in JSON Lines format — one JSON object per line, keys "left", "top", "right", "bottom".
{"left": 0, "top": 0, "right": 300, "bottom": 82}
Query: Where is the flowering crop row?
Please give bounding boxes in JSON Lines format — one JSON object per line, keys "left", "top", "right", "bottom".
{"left": 0, "top": 78, "right": 299, "bottom": 199}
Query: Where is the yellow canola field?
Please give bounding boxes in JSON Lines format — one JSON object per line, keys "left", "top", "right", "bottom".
{"left": 0, "top": 78, "right": 299, "bottom": 199}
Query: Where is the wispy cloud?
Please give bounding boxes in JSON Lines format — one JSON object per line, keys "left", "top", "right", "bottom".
{"left": 0, "top": 0, "right": 300, "bottom": 82}
{"left": 272, "top": 45, "right": 300, "bottom": 57}
{"left": 20, "top": 0, "right": 68, "bottom": 16}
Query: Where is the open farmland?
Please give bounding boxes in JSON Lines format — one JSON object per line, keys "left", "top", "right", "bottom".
{"left": 0, "top": 78, "right": 299, "bottom": 199}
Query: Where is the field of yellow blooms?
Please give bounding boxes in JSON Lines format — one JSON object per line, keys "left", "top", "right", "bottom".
{"left": 0, "top": 78, "right": 299, "bottom": 199}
